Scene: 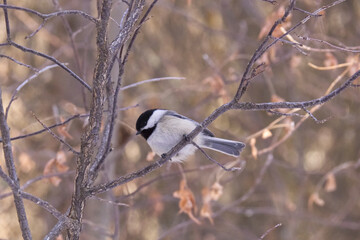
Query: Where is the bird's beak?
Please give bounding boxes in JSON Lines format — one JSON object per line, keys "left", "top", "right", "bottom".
{"left": 136, "top": 130, "right": 141, "bottom": 135}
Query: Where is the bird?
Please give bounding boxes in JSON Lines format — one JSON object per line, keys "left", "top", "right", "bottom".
{"left": 135, "top": 109, "right": 245, "bottom": 162}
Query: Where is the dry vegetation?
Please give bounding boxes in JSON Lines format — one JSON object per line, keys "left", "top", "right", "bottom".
{"left": 0, "top": 0, "right": 359, "bottom": 239}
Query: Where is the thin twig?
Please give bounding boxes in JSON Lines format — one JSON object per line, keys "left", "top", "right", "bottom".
{"left": 120, "top": 77, "right": 186, "bottom": 90}
{"left": 9, "top": 41, "right": 92, "bottom": 91}
{"left": 0, "top": 54, "right": 38, "bottom": 71}
{"left": 5, "top": 64, "right": 60, "bottom": 120}
{"left": 0, "top": 171, "right": 74, "bottom": 200}
{"left": 299, "top": 35, "right": 360, "bottom": 53}
{"left": 259, "top": 223, "right": 283, "bottom": 239}
{"left": 191, "top": 140, "right": 243, "bottom": 172}
{"left": 0, "top": 87, "right": 32, "bottom": 240}
{"left": 32, "top": 112, "right": 80, "bottom": 155}
{"left": 0, "top": 113, "right": 86, "bottom": 143}
{"left": 0, "top": 4, "right": 97, "bottom": 23}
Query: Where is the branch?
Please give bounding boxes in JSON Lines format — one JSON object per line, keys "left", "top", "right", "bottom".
{"left": 9, "top": 41, "right": 92, "bottom": 91}
{"left": 0, "top": 54, "right": 38, "bottom": 71}
{"left": 0, "top": 4, "right": 97, "bottom": 23}
{"left": 0, "top": 88, "right": 32, "bottom": 240}
{"left": 32, "top": 112, "right": 80, "bottom": 155}
{"left": 231, "top": 69, "right": 360, "bottom": 111}
{"left": 5, "top": 64, "right": 60, "bottom": 119}
{"left": 120, "top": 77, "right": 186, "bottom": 90}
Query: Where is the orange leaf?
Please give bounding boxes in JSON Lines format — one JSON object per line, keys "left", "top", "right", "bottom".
{"left": 43, "top": 152, "right": 69, "bottom": 186}
{"left": 210, "top": 182, "right": 223, "bottom": 201}
{"left": 250, "top": 138, "right": 258, "bottom": 160}
{"left": 325, "top": 173, "right": 337, "bottom": 192}
{"left": 308, "top": 192, "right": 325, "bottom": 209}
{"left": 56, "top": 151, "right": 67, "bottom": 164}
{"left": 201, "top": 188, "right": 214, "bottom": 225}
{"left": 323, "top": 52, "right": 338, "bottom": 67}
{"left": 262, "top": 129, "right": 272, "bottom": 139}
{"left": 258, "top": 5, "right": 292, "bottom": 39}
{"left": 18, "top": 153, "right": 35, "bottom": 173}
{"left": 146, "top": 151, "right": 156, "bottom": 162}
{"left": 43, "top": 158, "right": 62, "bottom": 186}
{"left": 57, "top": 125, "right": 73, "bottom": 140}
{"left": 173, "top": 179, "right": 201, "bottom": 225}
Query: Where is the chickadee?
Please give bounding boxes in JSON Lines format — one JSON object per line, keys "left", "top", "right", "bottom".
{"left": 136, "top": 109, "right": 245, "bottom": 162}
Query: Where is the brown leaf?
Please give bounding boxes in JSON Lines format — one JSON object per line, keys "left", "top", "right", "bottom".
{"left": 61, "top": 101, "right": 85, "bottom": 115}
{"left": 56, "top": 151, "right": 67, "bottom": 164}
{"left": 347, "top": 55, "right": 360, "bottom": 77}
{"left": 323, "top": 52, "right": 338, "bottom": 67}
{"left": 308, "top": 192, "right": 325, "bottom": 209}
{"left": 56, "top": 235, "right": 64, "bottom": 240}
{"left": 210, "top": 182, "right": 223, "bottom": 201}
{"left": 262, "top": 129, "right": 273, "bottom": 139}
{"left": 146, "top": 151, "right": 156, "bottom": 162}
{"left": 325, "top": 173, "right": 337, "bottom": 192}
{"left": 43, "top": 151, "right": 69, "bottom": 186}
{"left": 203, "top": 75, "right": 230, "bottom": 103}
{"left": 250, "top": 138, "right": 258, "bottom": 160}
{"left": 201, "top": 188, "right": 214, "bottom": 225}
{"left": 57, "top": 125, "right": 73, "bottom": 140}
{"left": 173, "top": 179, "right": 201, "bottom": 225}
{"left": 270, "top": 94, "right": 289, "bottom": 114}
{"left": 43, "top": 158, "right": 62, "bottom": 186}
{"left": 258, "top": 5, "right": 292, "bottom": 39}
{"left": 18, "top": 153, "right": 35, "bottom": 173}
{"left": 149, "top": 191, "right": 164, "bottom": 216}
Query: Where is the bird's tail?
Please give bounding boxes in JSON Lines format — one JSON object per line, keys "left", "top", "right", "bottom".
{"left": 201, "top": 136, "right": 245, "bottom": 157}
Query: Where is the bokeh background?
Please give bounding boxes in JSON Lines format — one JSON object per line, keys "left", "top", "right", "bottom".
{"left": 0, "top": 0, "right": 359, "bottom": 239}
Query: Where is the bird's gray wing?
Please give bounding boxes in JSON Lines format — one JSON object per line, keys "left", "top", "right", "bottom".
{"left": 166, "top": 111, "right": 214, "bottom": 137}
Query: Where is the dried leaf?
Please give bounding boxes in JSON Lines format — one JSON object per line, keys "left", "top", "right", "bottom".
{"left": 57, "top": 125, "right": 73, "bottom": 140}
{"left": 250, "top": 138, "right": 258, "bottom": 160}
{"left": 271, "top": 94, "right": 289, "bottom": 114}
{"left": 56, "top": 235, "right": 64, "bottom": 240}
{"left": 149, "top": 191, "right": 164, "bottom": 216}
{"left": 203, "top": 76, "right": 230, "bottom": 103}
{"left": 61, "top": 101, "right": 85, "bottom": 115}
{"left": 210, "top": 182, "right": 223, "bottom": 201}
{"left": 262, "top": 129, "right": 272, "bottom": 139}
{"left": 201, "top": 188, "right": 214, "bottom": 225}
{"left": 290, "top": 55, "right": 302, "bottom": 69}
{"left": 271, "top": 94, "right": 285, "bottom": 103}
{"left": 286, "top": 199, "right": 296, "bottom": 212}
{"left": 325, "top": 173, "right": 337, "bottom": 192}
{"left": 323, "top": 52, "right": 338, "bottom": 67}
{"left": 43, "top": 158, "right": 62, "bottom": 186}
{"left": 18, "top": 153, "right": 35, "bottom": 173}
{"left": 56, "top": 151, "right": 67, "bottom": 164}
{"left": 347, "top": 55, "right": 360, "bottom": 77}
{"left": 173, "top": 179, "right": 201, "bottom": 225}
{"left": 146, "top": 151, "right": 156, "bottom": 162}
{"left": 308, "top": 192, "right": 325, "bottom": 209}
{"left": 55, "top": 160, "right": 69, "bottom": 173}
{"left": 43, "top": 152, "right": 69, "bottom": 186}
{"left": 258, "top": 5, "right": 292, "bottom": 39}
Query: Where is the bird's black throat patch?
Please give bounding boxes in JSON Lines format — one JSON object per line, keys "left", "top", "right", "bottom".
{"left": 139, "top": 125, "right": 156, "bottom": 140}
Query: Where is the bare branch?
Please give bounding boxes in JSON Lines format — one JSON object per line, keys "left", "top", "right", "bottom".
{"left": 259, "top": 223, "right": 283, "bottom": 240}
{"left": 191, "top": 140, "right": 244, "bottom": 172}
{"left": 0, "top": 4, "right": 97, "bottom": 23}
{"left": 9, "top": 42, "right": 92, "bottom": 91}
{"left": 0, "top": 88, "right": 32, "bottom": 240}
{"left": 0, "top": 54, "right": 38, "bottom": 71}
{"left": 32, "top": 112, "right": 80, "bottom": 155}
{"left": 6, "top": 64, "right": 60, "bottom": 119}
{"left": 120, "top": 76, "right": 186, "bottom": 90}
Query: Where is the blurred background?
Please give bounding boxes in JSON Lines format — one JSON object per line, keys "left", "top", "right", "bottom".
{"left": 0, "top": 0, "right": 359, "bottom": 239}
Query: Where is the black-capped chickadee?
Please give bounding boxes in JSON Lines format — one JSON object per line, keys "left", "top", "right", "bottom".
{"left": 136, "top": 109, "right": 245, "bottom": 162}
